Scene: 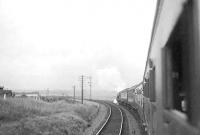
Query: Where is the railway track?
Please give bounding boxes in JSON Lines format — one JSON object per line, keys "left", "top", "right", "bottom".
{"left": 95, "top": 101, "right": 123, "bottom": 135}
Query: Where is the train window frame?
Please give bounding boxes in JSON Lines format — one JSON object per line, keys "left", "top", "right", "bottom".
{"left": 162, "top": 47, "right": 174, "bottom": 110}
{"left": 161, "top": 1, "right": 194, "bottom": 118}
{"left": 149, "top": 66, "right": 156, "bottom": 102}
{"left": 162, "top": 32, "right": 188, "bottom": 114}
{"left": 143, "top": 78, "right": 149, "bottom": 98}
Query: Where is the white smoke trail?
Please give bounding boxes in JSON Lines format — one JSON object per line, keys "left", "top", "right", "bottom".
{"left": 96, "top": 67, "right": 126, "bottom": 92}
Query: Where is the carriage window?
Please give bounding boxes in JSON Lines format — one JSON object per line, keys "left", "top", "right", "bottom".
{"left": 165, "top": 43, "right": 187, "bottom": 113}
{"left": 148, "top": 59, "right": 156, "bottom": 102}
{"left": 164, "top": 7, "right": 190, "bottom": 113}
{"left": 149, "top": 67, "right": 156, "bottom": 102}
{"left": 143, "top": 78, "right": 149, "bottom": 98}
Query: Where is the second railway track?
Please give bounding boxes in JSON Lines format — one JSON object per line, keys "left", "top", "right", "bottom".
{"left": 96, "top": 101, "right": 123, "bottom": 135}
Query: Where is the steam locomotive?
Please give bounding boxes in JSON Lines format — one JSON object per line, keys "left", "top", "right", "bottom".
{"left": 117, "top": 0, "right": 200, "bottom": 135}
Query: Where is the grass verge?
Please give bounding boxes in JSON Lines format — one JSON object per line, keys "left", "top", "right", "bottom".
{"left": 0, "top": 97, "right": 99, "bottom": 135}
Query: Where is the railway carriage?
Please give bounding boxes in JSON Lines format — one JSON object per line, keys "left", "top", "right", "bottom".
{"left": 117, "top": 83, "right": 147, "bottom": 129}
{"left": 117, "top": 0, "right": 200, "bottom": 134}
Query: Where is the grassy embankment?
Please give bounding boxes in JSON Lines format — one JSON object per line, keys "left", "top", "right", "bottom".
{"left": 0, "top": 97, "right": 99, "bottom": 135}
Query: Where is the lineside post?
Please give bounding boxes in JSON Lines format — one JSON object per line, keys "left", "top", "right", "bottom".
{"left": 73, "top": 85, "right": 75, "bottom": 102}
{"left": 81, "top": 75, "right": 84, "bottom": 104}
{"left": 89, "top": 76, "right": 92, "bottom": 100}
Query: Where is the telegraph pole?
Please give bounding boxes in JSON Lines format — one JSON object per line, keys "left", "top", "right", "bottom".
{"left": 81, "top": 75, "right": 84, "bottom": 104}
{"left": 79, "top": 75, "right": 92, "bottom": 103}
{"left": 88, "top": 76, "right": 92, "bottom": 100}
{"left": 73, "top": 85, "right": 76, "bottom": 102}
{"left": 46, "top": 88, "right": 49, "bottom": 97}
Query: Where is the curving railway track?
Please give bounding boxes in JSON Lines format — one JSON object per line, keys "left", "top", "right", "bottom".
{"left": 95, "top": 101, "right": 124, "bottom": 135}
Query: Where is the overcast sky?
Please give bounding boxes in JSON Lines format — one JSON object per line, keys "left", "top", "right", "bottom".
{"left": 0, "top": 0, "right": 156, "bottom": 94}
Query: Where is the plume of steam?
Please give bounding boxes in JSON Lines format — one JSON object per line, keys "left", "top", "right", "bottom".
{"left": 96, "top": 67, "right": 126, "bottom": 92}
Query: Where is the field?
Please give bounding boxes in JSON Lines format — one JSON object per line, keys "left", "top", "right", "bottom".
{"left": 0, "top": 97, "right": 99, "bottom": 135}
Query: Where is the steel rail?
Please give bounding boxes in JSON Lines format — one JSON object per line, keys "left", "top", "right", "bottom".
{"left": 118, "top": 106, "right": 123, "bottom": 135}
{"left": 95, "top": 102, "right": 124, "bottom": 135}
{"left": 95, "top": 103, "right": 112, "bottom": 135}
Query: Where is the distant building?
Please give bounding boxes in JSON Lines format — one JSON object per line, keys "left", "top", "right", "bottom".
{"left": 15, "top": 91, "right": 40, "bottom": 100}
{"left": 0, "top": 86, "right": 14, "bottom": 98}
{"left": 0, "top": 86, "right": 3, "bottom": 91}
